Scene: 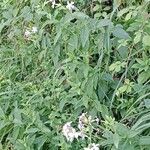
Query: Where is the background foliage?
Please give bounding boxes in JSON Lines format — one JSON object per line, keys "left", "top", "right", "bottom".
{"left": 0, "top": 0, "right": 150, "bottom": 149}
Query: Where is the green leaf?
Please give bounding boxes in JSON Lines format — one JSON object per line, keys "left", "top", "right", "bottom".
{"left": 94, "top": 99, "right": 102, "bottom": 112}
{"left": 12, "top": 126, "right": 20, "bottom": 140}
{"left": 139, "top": 136, "right": 150, "bottom": 145}
{"left": 134, "top": 32, "right": 141, "bottom": 44}
{"left": 25, "top": 128, "right": 39, "bottom": 134}
{"left": 0, "top": 107, "right": 5, "bottom": 119}
{"left": 59, "top": 99, "right": 68, "bottom": 112}
{"left": 101, "top": 105, "right": 109, "bottom": 119}
{"left": 82, "top": 95, "right": 89, "bottom": 108}
{"left": 72, "top": 12, "right": 89, "bottom": 20}
{"left": 94, "top": 13, "right": 101, "bottom": 18}
{"left": 13, "top": 104, "right": 22, "bottom": 125}
{"left": 80, "top": 25, "right": 90, "bottom": 47}
{"left": 21, "top": 6, "right": 33, "bottom": 21}
{"left": 143, "top": 35, "right": 150, "bottom": 46}
{"left": 113, "top": 26, "right": 130, "bottom": 39}
{"left": 52, "top": 44, "right": 60, "bottom": 66}
{"left": 125, "top": 12, "right": 132, "bottom": 21}
{"left": 68, "top": 34, "right": 78, "bottom": 51}
{"left": 0, "top": 143, "right": 2, "bottom": 150}
{"left": 0, "top": 19, "right": 12, "bottom": 34}
{"left": 116, "top": 123, "right": 129, "bottom": 137}
{"left": 144, "top": 99, "right": 150, "bottom": 108}
{"left": 97, "top": 19, "right": 112, "bottom": 28}
{"left": 35, "top": 135, "right": 47, "bottom": 150}
{"left": 54, "top": 29, "right": 62, "bottom": 45}
{"left": 138, "top": 71, "right": 150, "bottom": 84}
{"left": 131, "top": 113, "right": 150, "bottom": 131}
{"left": 113, "top": 133, "right": 120, "bottom": 149}
{"left": 93, "top": 5, "right": 100, "bottom": 11}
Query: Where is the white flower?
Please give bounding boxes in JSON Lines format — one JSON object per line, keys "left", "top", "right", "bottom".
{"left": 91, "top": 143, "right": 99, "bottom": 150}
{"left": 62, "top": 122, "right": 79, "bottom": 142}
{"left": 24, "top": 30, "right": 31, "bottom": 37}
{"left": 32, "top": 27, "right": 38, "bottom": 33}
{"left": 84, "top": 143, "right": 99, "bottom": 150}
{"left": 74, "top": 131, "right": 82, "bottom": 139}
{"left": 78, "top": 121, "right": 84, "bottom": 130}
{"left": 79, "top": 131, "right": 86, "bottom": 139}
{"left": 78, "top": 113, "right": 96, "bottom": 128}
{"left": 49, "top": 0, "right": 56, "bottom": 8}
{"left": 78, "top": 113, "right": 87, "bottom": 131}
{"left": 66, "top": 1, "right": 75, "bottom": 11}
{"left": 79, "top": 113, "right": 88, "bottom": 124}
{"left": 95, "top": 118, "right": 99, "bottom": 124}
{"left": 62, "top": 122, "right": 86, "bottom": 142}
{"left": 88, "top": 115, "right": 92, "bottom": 123}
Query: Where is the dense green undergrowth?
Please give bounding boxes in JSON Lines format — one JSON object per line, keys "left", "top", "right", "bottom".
{"left": 0, "top": 0, "right": 150, "bottom": 149}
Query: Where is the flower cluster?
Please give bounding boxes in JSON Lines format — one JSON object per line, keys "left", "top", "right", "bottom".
{"left": 49, "top": 0, "right": 76, "bottom": 11}
{"left": 78, "top": 113, "right": 99, "bottom": 130}
{"left": 62, "top": 113, "right": 100, "bottom": 149}
{"left": 62, "top": 122, "right": 84, "bottom": 142}
{"left": 49, "top": 0, "right": 56, "bottom": 8}
{"left": 66, "top": 1, "right": 75, "bottom": 11}
{"left": 24, "top": 26, "right": 38, "bottom": 39}
{"left": 84, "top": 143, "right": 99, "bottom": 150}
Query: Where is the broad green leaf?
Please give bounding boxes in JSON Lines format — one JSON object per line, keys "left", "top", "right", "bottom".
{"left": 139, "top": 136, "right": 150, "bottom": 145}
{"left": 0, "top": 107, "right": 5, "bottom": 119}
{"left": 13, "top": 105, "right": 22, "bottom": 125}
{"left": 82, "top": 95, "right": 89, "bottom": 108}
{"left": 93, "top": 5, "right": 100, "bottom": 11}
{"left": 101, "top": 105, "right": 109, "bottom": 119}
{"left": 143, "top": 35, "right": 150, "bottom": 46}
{"left": 144, "top": 99, "right": 150, "bottom": 108}
{"left": 80, "top": 25, "right": 90, "bottom": 47}
{"left": 25, "top": 128, "right": 39, "bottom": 134}
{"left": 113, "top": 133, "right": 120, "bottom": 149}
{"left": 54, "top": 29, "right": 62, "bottom": 45}
{"left": 59, "top": 99, "right": 68, "bottom": 112}
{"left": 131, "top": 113, "right": 150, "bottom": 130}
{"left": 52, "top": 44, "right": 60, "bottom": 66}
{"left": 0, "top": 143, "right": 2, "bottom": 150}
{"left": 68, "top": 34, "right": 78, "bottom": 51}
{"left": 0, "top": 19, "right": 12, "bottom": 34}
{"left": 94, "top": 13, "right": 101, "bottom": 18}
{"left": 94, "top": 99, "right": 102, "bottom": 112}
{"left": 113, "top": 26, "right": 130, "bottom": 39}
{"left": 35, "top": 135, "right": 47, "bottom": 150}
{"left": 15, "top": 140, "right": 26, "bottom": 149}
{"left": 72, "top": 12, "right": 89, "bottom": 20}
{"left": 21, "top": 6, "right": 33, "bottom": 21}
{"left": 134, "top": 32, "right": 141, "bottom": 44}
{"left": 138, "top": 71, "right": 150, "bottom": 84}
{"left": 97, "top": 19, "right": 112, "bottom": 28}
{"left": 12, "top": 126, "right": 20, "bottom": 140}
{"left": 116, "top": 123, "right": 129, "bottom": 137}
